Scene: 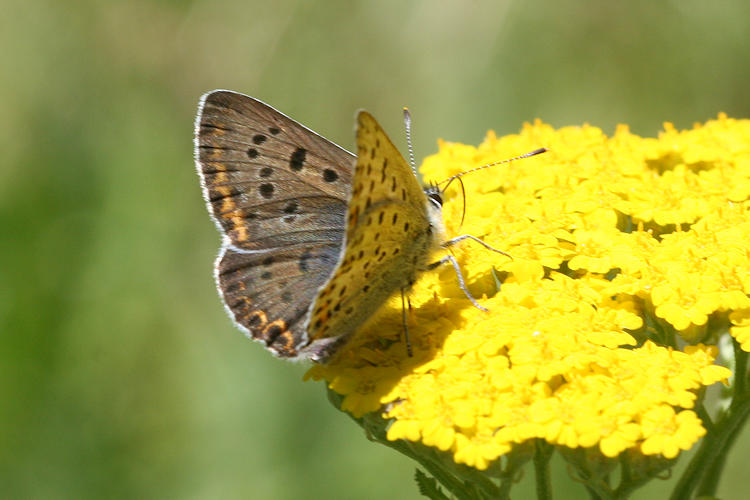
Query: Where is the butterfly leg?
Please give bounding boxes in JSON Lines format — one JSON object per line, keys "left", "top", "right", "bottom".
{"left": 443, "top": 234, "right": 512, "bottom": 259}
{"left": 400, "top": 287, "right": 413, "bottom": 357}
{"left": 427, "top": 255, "right": 488, "bottom": 312}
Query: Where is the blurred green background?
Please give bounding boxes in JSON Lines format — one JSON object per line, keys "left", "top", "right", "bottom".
{"left": 2, "top": 0, "right": 749, "bottom": 498}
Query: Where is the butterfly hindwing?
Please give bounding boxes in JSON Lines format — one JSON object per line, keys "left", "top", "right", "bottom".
{"left": 217, "top": 243, "right": 342, "bottom": 357}
{"left": 302, "top": 111, "right": 442, "bottom": 361}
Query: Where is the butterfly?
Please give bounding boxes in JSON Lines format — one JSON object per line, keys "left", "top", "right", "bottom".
{"left": 195, "top": 90, "right": 541, "bottom": 363}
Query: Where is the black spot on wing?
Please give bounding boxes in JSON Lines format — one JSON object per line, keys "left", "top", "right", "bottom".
{"left": 323, "top": 168, "right": 339, "bottom": 182}
{"left": 283, "top": 201, "right": 299, "bottom": 214}
{"left": 299, "top": 250, "right": 312, "bottom": 272}
{"left": 259, "top": 183, "right": 274, "bottom": 199}
{"left": 290, "top": 147, "right": 306, "bottom": 171}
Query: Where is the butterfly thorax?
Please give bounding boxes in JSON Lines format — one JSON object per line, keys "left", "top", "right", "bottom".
{"left": 424, "top": 186, "right": 447, "bottom": 250}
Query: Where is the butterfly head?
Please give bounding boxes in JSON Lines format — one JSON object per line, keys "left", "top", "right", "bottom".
{"left": 424, "top": 181, "right": 443, "bottom": 210}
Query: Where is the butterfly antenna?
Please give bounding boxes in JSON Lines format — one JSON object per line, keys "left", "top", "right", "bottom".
{"left": 439, "top": 147, "right": 548, "bottom": 190}
{"left": 403, "top": 108, "right": 418, "bottom": 174}
{"left": 456, "top": 175, "right": 467, "bottom": 227}
{"left": 438, "top": 148, "right": 546, "bottom": 228}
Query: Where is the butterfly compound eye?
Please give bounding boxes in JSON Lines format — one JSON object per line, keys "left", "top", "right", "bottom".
{"left": 427, "top": 190, "right": 443, "bottom": 207}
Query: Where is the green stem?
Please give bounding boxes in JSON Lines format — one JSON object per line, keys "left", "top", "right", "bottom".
{"left": 584, "top": 485, "right": 603, "bottom": 500}
{"left": 694, "top": 340, "right": 749, "bottom": 496}
{"left": 368, "top": 426, "right": 472, "bottom": 498}
{"left": 339, "top": 403, "right": 502, "bottom": 498}
{"left": 328, "top": 390, "right": 484, "bottom": 500}
{"left": 613, "top": 453, "right": 671, "bottom": 499}
{"left": 613, "top": 454, "right": 633, "bottom": 499}
{"left": 734, "top": 337, "right": 747, "bottom": 396}
{"left": 619, "top": 453, "right": 631, "bottom": 485}
{"left": 694, "top": 437, "right": 728, "bottom": 497}
{"left": 533, "top": 440, "right": 553, "bottom": 500}
{"left": 694, "top": 402, "right": 714, "bottom": 435}
{"left": 374, "top": 433, "right": 474, "bottom": 498}
{"left": 496, "top": 457, "right": 523, "bottom": 500}
{"left": 494, "top": 446, "right": 534, "bottom": 499}
{"left": 669, "top": 394, "right": 750, "bottom": 499}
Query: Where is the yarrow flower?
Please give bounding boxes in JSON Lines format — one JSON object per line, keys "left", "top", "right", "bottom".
{"left": 307, "top": 114, "right": 748, "bottom": 498}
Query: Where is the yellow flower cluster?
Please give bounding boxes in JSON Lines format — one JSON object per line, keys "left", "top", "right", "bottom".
{"left": 307, "top": 114, "right": 747, "bottom": 470}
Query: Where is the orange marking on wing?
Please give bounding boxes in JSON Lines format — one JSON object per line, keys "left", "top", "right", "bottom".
{"left": 231, "top": 217, "right": 249, "bottom": 241}
{"left": 245, "top": 310, "right": 268, "bottom": 336}
{"left": 275, "top": 329, "right": 295, "bottom": 351}
{"left": 216, "top": 186, "right": 235, "bottom": 213}
{"left": 263, "top": 319, "right": 287, "bottom": 334}
{"left": 209, "top": 125, "right": 226, "bottom": 136}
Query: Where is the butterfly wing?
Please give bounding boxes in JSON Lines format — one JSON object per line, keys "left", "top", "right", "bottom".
{"left": 216, "top": 244, "right": 342, "bottom": 357}
{"left": 196, "top": 90, "right": 354, "bottom": 251}
{"left": 195, "top": 90, "right": 355, "bottom": 357}
{"left": 302, "top": 111, "right": 441, "bottom": 361}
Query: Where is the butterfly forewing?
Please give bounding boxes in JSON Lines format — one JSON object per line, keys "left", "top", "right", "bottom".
{"left": 196, "top": 90, "right": 354, "bottom": 251}
{"left": 302, "top": 111, "right": 439, "bottom": 361}
{"left": 195, "top": 90, "right": 356, "bottom": 358}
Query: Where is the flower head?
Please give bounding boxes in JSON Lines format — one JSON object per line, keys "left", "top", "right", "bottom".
{"left": 308, "top": 114, "right": 744, "bottom": 469}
